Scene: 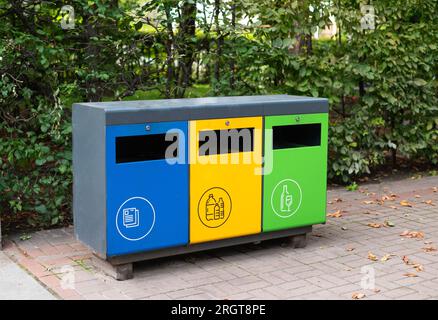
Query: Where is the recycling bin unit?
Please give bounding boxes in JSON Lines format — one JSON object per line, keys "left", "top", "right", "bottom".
{"left": 73, "top": 95, "right": 328, "bottom": 279}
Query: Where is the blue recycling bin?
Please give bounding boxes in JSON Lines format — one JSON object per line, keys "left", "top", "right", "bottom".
{"left": 105, "top": 121, "right": 189, "bottom": 256}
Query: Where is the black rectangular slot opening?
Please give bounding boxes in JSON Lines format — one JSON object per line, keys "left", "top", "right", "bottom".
{"left": 116, "top": 133, "right": 178, "bottom": 163}
{"left": 273, "top": 123, "right": 321, "bottom": 149}
{"left": 199, "top": 127, "right": 254, "bottom": 156}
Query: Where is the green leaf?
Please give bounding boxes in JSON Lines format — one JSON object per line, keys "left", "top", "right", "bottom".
{"left": 414, "top": 79, "right": 427, "bottom": 86}
{"left": 35, "top": 159, "right": 46, "bottom": 166}
{"left": 51, "top": 216, "right": 59, "bottom": 225}
{"left": 35, "top": 204, "right": 48, "bottom": 214}
{"left": 20, "top": 234, "right": 32, "bottom": 241}
{"left": 346, "top": 182, "right": 358, "bottom": 191}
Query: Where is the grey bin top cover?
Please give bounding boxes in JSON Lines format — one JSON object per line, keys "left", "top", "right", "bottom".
{"left": 73, "top": 95, "right": 328, "bottom": 125}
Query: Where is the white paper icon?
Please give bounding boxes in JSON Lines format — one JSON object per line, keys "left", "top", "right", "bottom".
{"left": 123, "top": 208, "right": 140, "bottom": 228}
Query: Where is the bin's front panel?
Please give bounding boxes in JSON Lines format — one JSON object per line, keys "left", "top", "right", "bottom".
{"left": 190, "top": 117, "right": 262, "bottom": 244}
{"left": 106, "top": 121, "right": 188, "bottom": 256}
{"left": 263, "top": 113, "right": 328, "bottom": 232}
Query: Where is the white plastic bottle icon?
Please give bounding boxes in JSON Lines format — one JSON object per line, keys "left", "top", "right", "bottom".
{"left": 206, "top": 194, "right": 216, "bottom": 221}
{"left": 214, "top": 203, "right": 220, "bottom": 220}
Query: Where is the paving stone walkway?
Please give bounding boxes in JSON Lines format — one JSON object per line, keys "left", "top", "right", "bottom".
{"left": 2, "top": 175, "right": 438, "bottom": 300}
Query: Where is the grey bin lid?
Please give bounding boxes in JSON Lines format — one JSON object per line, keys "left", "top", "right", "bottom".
{"left": 73, "top": 95, "right": 328, "bottom": 125}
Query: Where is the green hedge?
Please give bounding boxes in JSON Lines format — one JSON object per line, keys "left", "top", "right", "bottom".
{"left": 1, "top": 0, "right": 437, "bottom": 230}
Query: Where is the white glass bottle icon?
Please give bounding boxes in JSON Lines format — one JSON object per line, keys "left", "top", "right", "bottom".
{"left": 280, "top": 185, "right": 293, "bottom": 212}
{"left": 206, "top": 194, "right": 216, "bottom": 221}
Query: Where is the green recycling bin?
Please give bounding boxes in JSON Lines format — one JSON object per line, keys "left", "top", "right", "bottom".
{"left": 262, "top": 113, "right": 329, "bottom": 232}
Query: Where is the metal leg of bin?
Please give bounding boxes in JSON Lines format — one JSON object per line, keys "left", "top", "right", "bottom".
{"left": 91, "top": 255, "right": 133, "bottom": 281}
{"left": 292, "top": 233, "right": 308, "bottom": 248}
{"left": 280, "top": 233, "right": 307, "bottom": 248}
{"left": 288, "top": 234, "right": 307, "bottom": 248}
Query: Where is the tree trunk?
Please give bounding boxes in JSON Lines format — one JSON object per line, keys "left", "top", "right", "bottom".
{"left": 205, "top": 42, "right": 211, "bottom": 82}
{"left": 154, "top": 46, "right": 160, "bottom": 83}
{"left": 83, "top": 12, "right": 102, "bottom": 102}
{"left": 176, "top": 1, "right": 197, "bottom": 98}
{"left": 306, "top": 33, "right": 313, "bottom": 55}
{"left": 164, "top": 4, "right": 175, "bottom": 99}
{"left": 196, "top": 55, "right": 200, "bottom": 82}
{"left": 229, "top": 1, "right": 236, "bottom": 90}
{"left": 213, "top": 0, "right": 223, "bottom": 95}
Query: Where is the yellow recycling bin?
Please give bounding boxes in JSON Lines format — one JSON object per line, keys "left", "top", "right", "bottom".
{"left": 189, "top": 117, "right": 263, "bottom": 244}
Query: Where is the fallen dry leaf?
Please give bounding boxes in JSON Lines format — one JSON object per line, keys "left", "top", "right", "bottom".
{"left": 400, "top": 200, "right": 413, "bottom": 207}
{"left": 367, "top": 223, "right": 382, "bottom": 228}
{"left": 424, "top": 200, "right": 435, "bottom": 206}
{"left": 382, "top": 194, "right": 397, "bottom": 201}
{"left": 402, "top": 256, "right": 424, "bottom": 271}
{"left": 352, "top": 292, "right": 366, "bottom": 300}
{"left": 400, "top": 230, "right": 424, "bottom": 239}
{"left": 433, "top": 187, "right": 437, "bottom": 193}
{"left": 363, "top": 200, "right": 375, "bottom": 205}
{"left": 389, "top": 205, "right": 398, "bottom": 210}
{"left": 381, "top": 254, "right": 393, "bottom": 262}
{"left": 403, "top": 273, "right": 418, "bottom": 278}
{"left": 327, "top": 210, "right": 343, "bottom": 218}
{"left": 368, "top": 251, "right": 378, "bottom": 261}
{"left": 374, "top": 289, "right": 381, "bottom": 293}
{"left": 384, "top": 220, "right": 395, "bottom": 227}
{"left": 346, "top": 247, "right": 355, "bottom": 252}
{"left": 414, "top": 195, "right": 421, "bottom": 198}
{"left": 402, "top": 255, "right": 412, "bottom": 265}
{"left": 423, "top": 246, "right": 437, "bottom": 253}
{"left": 413, "top": 263, "right": 424, "bottom": 272}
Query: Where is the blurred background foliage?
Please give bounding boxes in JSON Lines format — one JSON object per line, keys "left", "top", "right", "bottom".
{"left": 0, "top": 0, "right": 437, "bottom": 230}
